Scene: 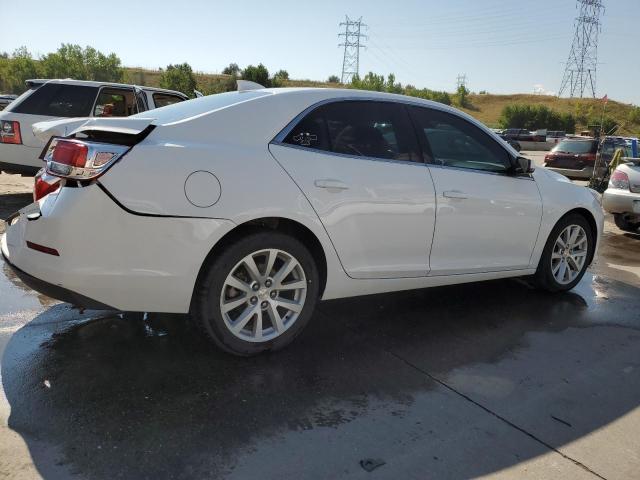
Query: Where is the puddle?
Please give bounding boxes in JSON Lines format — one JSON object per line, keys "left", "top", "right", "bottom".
{"left": 0, "top": 260, "right": 58, "bottom": 317}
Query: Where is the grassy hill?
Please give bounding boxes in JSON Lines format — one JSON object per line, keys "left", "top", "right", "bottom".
{"left": 124, "top": 67, "right": 639, "bottom": 137}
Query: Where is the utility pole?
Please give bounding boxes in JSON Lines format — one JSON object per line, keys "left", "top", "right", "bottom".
{"left": 559, "top": 0, "right": 605, "bottom": 98}
{"left": 339, "top": 16, "right": 367, "bottom": 84}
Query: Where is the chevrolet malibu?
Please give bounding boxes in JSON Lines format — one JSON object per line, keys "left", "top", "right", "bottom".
{"left": 1, "top": 87, "right": 604, "bottom": 355}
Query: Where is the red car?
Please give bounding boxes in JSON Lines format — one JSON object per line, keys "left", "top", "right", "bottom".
{"left": 544, "top": 138, "right": 598, "bottom": 179}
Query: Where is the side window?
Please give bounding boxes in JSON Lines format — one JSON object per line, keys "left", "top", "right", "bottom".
{"left": 11, "top": 84, "right": 98, "bottom": 117}
{"left": 410, "top": 106, "right": 511, "bottom": 173}
{"left": 323, "top": 101, "right": 418, "bottom": 161}
{"left": 153, "top": 93, "right": 186, "bottom": 108}
{"left": 136, "top": 92, "right": 148, "bottom": 113}
{"left": 93, "top": 89, "right": 135, "bottom": 117}
{"left": 283, "top": 108, "right": 330, "bottom": 151}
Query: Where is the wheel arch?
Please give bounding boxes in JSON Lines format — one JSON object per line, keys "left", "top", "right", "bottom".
{"left": 191, "top": 216, "right": 328, "bottom": 307}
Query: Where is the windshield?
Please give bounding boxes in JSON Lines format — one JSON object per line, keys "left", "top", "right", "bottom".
{"left": 552, "top": 139, "right": 597, "bottom": 154}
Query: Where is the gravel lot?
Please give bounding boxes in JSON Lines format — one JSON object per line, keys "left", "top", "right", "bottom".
{"left": 1, "top": 158, "right": 639, "bottom": 479}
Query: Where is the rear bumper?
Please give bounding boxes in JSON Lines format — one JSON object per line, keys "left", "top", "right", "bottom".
{"left": 2, "top": 184, "right": 235, "bottom": 313}
{"left": 603, "top": 188, "right": 640, "bottom": 215}
{"left": 2, "top": 249, "right": 114, "bottom": 309}
{"left": 544, "top": 165, "right": 593, "bottom": 180}
{"left": 0, "top": 144, "right": 43, "bottom": 175}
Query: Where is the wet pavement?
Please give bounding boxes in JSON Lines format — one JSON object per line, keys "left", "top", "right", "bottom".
{"left": 1, "top": 172, "right": 640, "bottom": 479}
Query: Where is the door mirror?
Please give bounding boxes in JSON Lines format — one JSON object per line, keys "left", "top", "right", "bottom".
{"left": 514, "top": 156, "right": 535, "bottom": 175}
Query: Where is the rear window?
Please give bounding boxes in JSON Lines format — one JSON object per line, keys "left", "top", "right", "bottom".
{"left": 10, "top": 83, "right": 98, "bottom": 117}
{"left": 552, "top": 140, "right": 597, "bottom": 154}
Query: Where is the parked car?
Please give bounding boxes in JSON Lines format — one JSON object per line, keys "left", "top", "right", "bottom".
{"left": 502, "top": 128, "right": 545, "bottom": 142}
{"left": 0, "top": 79, "right": 188, "bottom": 175}
{"left": 544, "top": 138, "right": 599, "bottom": 179}
{"left": 602, "top": 159, "right": 640, "bottom": 232}
{"left": 546, "top": 131, "right": 566, "bottom": 144}
{"left": 1, "top": 87, "right": 603, "bottom": 355}
{"left": 0, "top": 94, "right": 17, "bottom": 111}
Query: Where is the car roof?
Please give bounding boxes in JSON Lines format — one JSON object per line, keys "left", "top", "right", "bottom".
{"left": 25, "top": 79, "right": 187, "bottom": 97}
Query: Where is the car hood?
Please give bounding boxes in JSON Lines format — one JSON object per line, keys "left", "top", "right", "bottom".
{"left": 32, "top": 117, "right": 155, "bottom": 142}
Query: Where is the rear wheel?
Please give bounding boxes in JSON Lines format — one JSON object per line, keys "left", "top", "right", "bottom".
{"left": 191, "top": 231, "right": 319, "bottom": 356}
{"left": 614, "top": 214, "right": 640, "bottom": 232}
{"left": 533, "top": 214, "right": 594, "bottom": 292}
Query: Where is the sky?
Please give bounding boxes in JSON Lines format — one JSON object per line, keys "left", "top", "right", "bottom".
{"left": 2, "top": 0, "right": 638, "bottom": 104}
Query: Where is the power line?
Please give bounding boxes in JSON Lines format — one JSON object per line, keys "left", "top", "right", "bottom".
{"left": 559, "top": 0, "right": 605, "bottom": 98}
{"left": 339, "top": 16, "right": 367, "bottom": 84}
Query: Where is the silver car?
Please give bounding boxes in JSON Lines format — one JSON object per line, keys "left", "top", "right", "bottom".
{"left": 603, "top": 160, "right": 640, "bottom": 232}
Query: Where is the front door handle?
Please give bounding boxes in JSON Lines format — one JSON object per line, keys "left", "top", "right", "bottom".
{"left": 443, "top": 190, "right": 468, "bottom": 199}
{"left": 314, "top": 179, "right": 350, "bottom": 191}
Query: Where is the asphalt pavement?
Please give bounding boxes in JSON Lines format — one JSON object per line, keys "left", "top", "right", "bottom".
{"left": 0, "top": 162, "right": 639, "bottom": 480}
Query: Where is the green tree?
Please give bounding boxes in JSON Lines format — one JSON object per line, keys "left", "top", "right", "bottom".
{"left": 273, "top": 69, "right": 289, "bottom": 81}
{"left": 455, "top": 84, "right": 470, "bottom": 108}
{"left": 39, "top": 44, "right": 123, "bottom": 82}
{"left": 159, "top": 63, "right": 197, "bottom": 96}
{"left": 242, "top": 64, "right": 270, "bottom": 86}
{"left": 222, "top": 63, "right": 240, "bottom": 76}
{"left": 327, "top": 75, "right": 340, "bottom": 83}
{"left": 628, "top": 106, "right": 640, "bottom": 125}
{"left": 2, "top": 47, "right": 39, "bottom": 93}
{"left": 499, "top": 104, "right": 576, "bottom": 132}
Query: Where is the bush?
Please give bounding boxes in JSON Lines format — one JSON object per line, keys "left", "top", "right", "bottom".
{"left": 327, "top": 75, "right": 340, "bottom": 83}
{"left": 39, "top": 44, "right": 123, "bottom": 83}
{"left": 499, "top": 104, "right": 576, "bottom": 132}
{"left": 349, "top": 71, "right": 451, "bottom": 105}
{"left": 159, "top": 63, "right": 197, "bottom": 97}
{"left": 222, "top": 63, "right": 240, "bottom": 76}
{"left": 242, "top": 64, "right": 270, "bottom": 86}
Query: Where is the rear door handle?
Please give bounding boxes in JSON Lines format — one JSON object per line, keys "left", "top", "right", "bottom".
{"left": 443, "top": 190, "right": 468, "bottom": 199}
{"left": 314, "top": 179, "right": 350, "bottom": 191}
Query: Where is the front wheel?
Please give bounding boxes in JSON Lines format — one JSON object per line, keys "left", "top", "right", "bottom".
{"left": 533, "top": 214, "right": 594, "bottom": 292}
{"left": 191, "top": 231, "right": 319, "bottom": 356}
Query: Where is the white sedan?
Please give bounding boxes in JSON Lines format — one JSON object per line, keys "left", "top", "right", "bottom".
{"left": 1, "top": 87, "right": 604, "bottom": 355}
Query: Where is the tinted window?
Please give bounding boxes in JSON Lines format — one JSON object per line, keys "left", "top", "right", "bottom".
{"left": 552, "top": 140, "right": 598, "bottom": 154}
{"left": 410, "top": 106, "right": 511, "bottom": 172}
{"left": 284, "top": 101, "right": 419, "bottom": 162}
{"left": 12, "top": 83, "right": 98, "bottom": 117}
{"left": 283, "top": 108, "right": 330, "bottom": 151}
{"left": 153, "top": 93, "right": 186, "bottom": 108}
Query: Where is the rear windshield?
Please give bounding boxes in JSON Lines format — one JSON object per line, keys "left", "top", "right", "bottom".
{"left": 552, "top": 139, "right": 597, "bottom": 154}
{"left": 10, "top": 83, "right": 98, "bottom": 117}
{"left": 133, "top": 90, "right": 271, "bottom": 125}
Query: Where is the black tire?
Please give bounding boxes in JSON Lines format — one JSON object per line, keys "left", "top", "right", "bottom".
{"left": 533, "top": 213, "right": 594, "bottom": 292}
{"left": 613, "top": 214, "right": 640, "bottom": 232}
{"left": 191, "top": 230, "right": 319, "bottom": 356}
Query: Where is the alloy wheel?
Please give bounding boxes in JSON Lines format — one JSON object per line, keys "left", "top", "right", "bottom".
{"left": 551, "top": 224, "right": 588, "bottom": 285}
{"left": 219, "top": 249, "right": 307, "bottom": 342}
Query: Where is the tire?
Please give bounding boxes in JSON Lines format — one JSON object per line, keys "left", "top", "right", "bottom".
{"left": 533, "top": 214, "right": 594, "bottom": 292}
{"left": 614, "top": 214, "right": 640, "bottom": 232}
{"left": 191, "top": 230, "right": 320, "bottom": 356}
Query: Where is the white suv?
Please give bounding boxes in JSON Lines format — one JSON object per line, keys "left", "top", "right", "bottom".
{"left": 0, "top": 79, "right": 188, "bottom": 175}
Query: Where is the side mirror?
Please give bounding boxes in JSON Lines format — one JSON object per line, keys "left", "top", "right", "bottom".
{"left": 514, "top": 156, "right": 535, "bottom": 175}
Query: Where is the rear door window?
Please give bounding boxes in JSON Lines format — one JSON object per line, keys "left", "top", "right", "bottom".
{"left": 11, "top": 83, "right": 98, "bottom": 117}
{"left": 93, "top": 88, "right": 136, "bottom": 117}
{"left": 152, "top": 93, "right": 186, "bottom": 108}
{"left": 284, "top": 100, "right": 419, "bottom": 162}
{"left": 552, "top": 140, "right": 598, "bottom": 154}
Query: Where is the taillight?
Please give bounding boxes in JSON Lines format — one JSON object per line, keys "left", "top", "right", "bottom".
{"left": 34, "top": 169, "right": 62, "bottom": 201}
{"left": 43, "top": 138, "right": 129, "bottom": 180}
{"left": 0, "top": 120, "right": 22, "bottom": 144}
{"left": 609, "top": 170, "right": 630, "bottom": 190}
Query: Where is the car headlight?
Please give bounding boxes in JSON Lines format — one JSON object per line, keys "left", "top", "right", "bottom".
{"left": 587, "top": 187, "right": 602, "bottom": 205}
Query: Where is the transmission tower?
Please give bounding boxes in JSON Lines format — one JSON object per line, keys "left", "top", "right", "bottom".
{"left": 559, "top": 0, "right": 605, "bottom": 98}
{"left": 456, "top": 74, "right": 467, "bottom": 90}
{"left": 339, "top": 16, "right": 367, "bottom": 84}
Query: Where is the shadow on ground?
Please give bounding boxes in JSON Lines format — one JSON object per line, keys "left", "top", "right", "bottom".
{"left": 2, "top": 272, "right": 640, "bottom": 479}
